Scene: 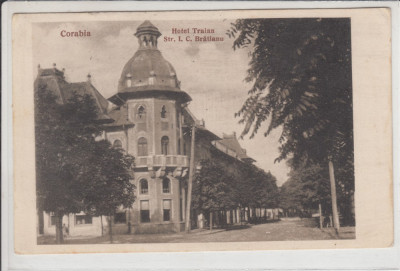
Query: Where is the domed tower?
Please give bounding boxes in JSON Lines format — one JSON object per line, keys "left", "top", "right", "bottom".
{"left": 110, "top": 20, "right": 191, "bottom": 103}
{"left": 107, "top": 21, "right": 191, "bottom": 234}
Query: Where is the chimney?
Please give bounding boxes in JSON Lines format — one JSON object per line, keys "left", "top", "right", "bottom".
{"left": 87, "top": 73, "right": 92, "bottom": 83}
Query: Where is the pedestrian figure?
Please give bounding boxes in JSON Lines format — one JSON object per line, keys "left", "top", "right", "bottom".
{"left": 62, "top": 223, "right": 69, "bottom": 238}
{"left": 323, "top": 215, "right": 331, "bottom": 227}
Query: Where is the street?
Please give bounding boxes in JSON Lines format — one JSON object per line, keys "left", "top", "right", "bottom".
{"left": 38, "top": 217, "right": 355, "bottom": 245}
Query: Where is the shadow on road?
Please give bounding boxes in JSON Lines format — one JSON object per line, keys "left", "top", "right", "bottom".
{"left": 225, "top": 224, "right": 251, "bottom": 231}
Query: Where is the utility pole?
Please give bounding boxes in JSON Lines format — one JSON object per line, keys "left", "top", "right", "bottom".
{"left": 185, "top": 124, "right": 196, "bottom": 233}
{"left": 328, "top": 157, "right": 340, "bottom": 233}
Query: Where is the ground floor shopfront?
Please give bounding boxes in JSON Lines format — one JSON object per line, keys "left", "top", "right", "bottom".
{"left": 40, "top": 205, "right": 281, "bottom": 238}
{"left": 40, "top": 173, "right": 187, "bottom": 236}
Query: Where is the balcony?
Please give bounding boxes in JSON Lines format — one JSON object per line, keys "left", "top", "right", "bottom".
{"left": 135, "top": 155, "right": 189, "bottom": 169}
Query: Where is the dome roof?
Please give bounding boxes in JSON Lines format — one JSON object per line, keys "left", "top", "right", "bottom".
{"left": 115, "top": 21, "right": 191, "bottom": 103}
{"left": 118, "top": 49, "right": 179, "bottom": 92}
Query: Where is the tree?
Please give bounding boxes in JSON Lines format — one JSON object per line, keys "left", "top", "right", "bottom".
{"left": 35, "top": 83, "right": 135, "bottom": 243}
{"left": 35, "top": 85, "right": 102, "bottom": 243}
{"left": 81, "top": 140, "right": 135, "bottom": 243}
{"left": 280, "top": 160, "right": 331, "bottom": 216}
{"left": 192, "top": 159, "right": 236, "bottom": 230}
{"left": 228, "top": 18, "right": 354, "bottom": 226}
{"left": 254, "top": 169, "right": 279, "bottom": 210}
{"left": 241, "top": 165, "right": 279, "bottom": 223}
{"left": 232, "top": 164, "right": 254, "bottom": 223}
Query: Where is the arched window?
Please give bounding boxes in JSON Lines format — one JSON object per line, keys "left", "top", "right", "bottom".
{"left": 161, "top": 136, "right": 169, "bottom": 155}
{"left": 137, "top": 106, "right": 146, "bottom": 120}
{"left": 161, "top": 105, "right": 167, "bottom": 118}
{"left": 126, "top": 73, "right": 132, "bottom": 87}
{"left": 137, "top": 137, "right": 148, "bottom": 156}
{"left": 113, "top": 139, "right": 122, "bottom": 149}
{"left": 162, "top": 178, "right": 170, "bottom": 193}
{"left": 140, "top": 179, "right": 148, "bottom": 194}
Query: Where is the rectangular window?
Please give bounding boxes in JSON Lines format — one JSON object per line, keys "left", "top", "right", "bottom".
{"left": 114, "top": 211, "right": 127, "bottom": 224}
{"left": 163, "top": 199, "right": 171, "bottom": 222}
{"left": 162, "top": 178, "right": 170, "bottom": 193}
{"left": 140, "top": 200, "right": 150, "bottom": 223}
{"left": 75, "top": 214, "right": 92, "bottom": 225}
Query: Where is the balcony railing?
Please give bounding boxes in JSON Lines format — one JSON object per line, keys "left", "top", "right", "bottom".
{"left": 135, "top": 155, "right": 189, "bottom": 168}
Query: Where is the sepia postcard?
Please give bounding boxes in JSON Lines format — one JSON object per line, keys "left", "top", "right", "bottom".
{"left": 8, "top": 7, "right": 393, "bottom": 257}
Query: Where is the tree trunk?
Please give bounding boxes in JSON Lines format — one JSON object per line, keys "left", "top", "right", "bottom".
{"left": 55, "top": 214, "right": 64, "bottom": 244}
{"left": 328, "top": 159, "right": 340, "bottom": 232}
{"left": 100, "top": 215, "right": 104, "bottom": 236}
{"left": 108, "top": 214, "right": 113, "bottom": 243}
{"left": 128, "top": 207, "right": 132, "bottom": 234}
{"left": 225, "top": 210, "right": 229, "bottom": 229}
{"left": 209, "top": 212, "right": 213, "bottom": 231}
{"left": 319, "top": 203, "right": 323, "bottom": 229}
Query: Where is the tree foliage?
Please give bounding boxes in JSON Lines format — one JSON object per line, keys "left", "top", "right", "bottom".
{"left": 80, "top": 140, "right": 136, "bottom": 217}
{"left": 279, "top": 160, "right": 331, "bottom": 213}
{"left": 35, "top": 84, "right": 136, "bottom": 242}
{"left": 236, "top": 164, "right": 279, "bottom": 210}
{"left": 192, "top": 159, "right": 236, "bottom": 213}
{"left": 192, "top": 157, "right": 279, "bottom": 226}
{"left": 35, "top": 86, "right": 101, "bottom": 217}
{"left": 228, "top": 18, "right": 355, "bottom": 224}
{"left": 228, "top": 18, "right": 353, "bottom": 166}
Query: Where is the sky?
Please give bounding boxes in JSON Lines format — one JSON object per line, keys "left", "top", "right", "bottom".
{"left": 32, "top": 20, "right": 290, "bottom": 186}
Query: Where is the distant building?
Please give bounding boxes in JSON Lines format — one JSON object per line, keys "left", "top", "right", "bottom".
{"left": 36, "top": 21, "right": 261, "bottom": 236}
